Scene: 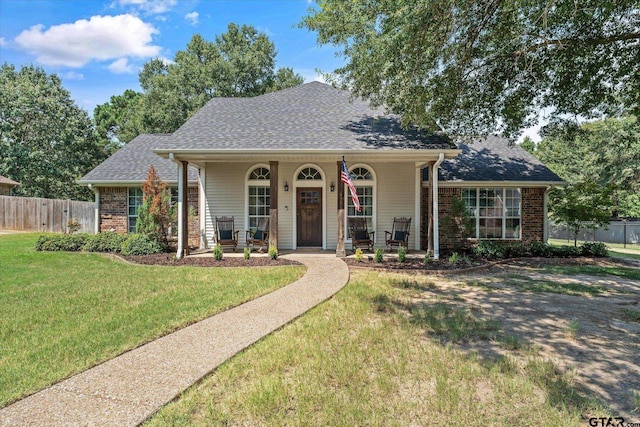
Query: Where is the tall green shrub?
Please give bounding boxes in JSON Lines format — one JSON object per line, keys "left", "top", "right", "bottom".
{"left": 441, "top": 196, "right": 475, "bottom": 252}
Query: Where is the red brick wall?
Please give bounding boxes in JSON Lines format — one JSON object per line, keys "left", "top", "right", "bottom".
{"left": 99, "top": 187, "right": 128, "bottom": 233}
{"left": 98, "top": 186, "right": 201, "bottom": 249}
{"left": 420, "top": 186, "right": 546, "bottom": 251}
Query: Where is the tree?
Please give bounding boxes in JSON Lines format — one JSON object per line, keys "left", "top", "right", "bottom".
{"left": 441, "top": 196, "right": 475, "bottom": 252}
{"left": 519, "top": 136, "right": 536, "bottom": 155}
{"left": 301, "top": 1, "right": 640, "bottom": 139}
{"left": 536, "top": 116, "right": 640, "bottom": 218}
{"left": 549, "top": 181, "right": 613, "bottom": 246}
{"left": 0, "top": 64, "right": 104, "bottom": 200}
{"left": 137, "top": 24, "right": 304, "bottom": 134}
{"left": 136, "top": 165, "right": 174, "bottom": 248}
{"left": 94, "top": 89, "right": 143, "bottom": 152}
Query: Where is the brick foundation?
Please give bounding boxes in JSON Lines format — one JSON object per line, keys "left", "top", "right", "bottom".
{"left": 98, "top": 186, "right": 201, "bottom": 249}
{"left": 420, "top": 186, "right": 547, "bottom": 252}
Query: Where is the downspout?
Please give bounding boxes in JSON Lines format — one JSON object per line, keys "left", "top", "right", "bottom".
{"left": 432, "top": 153, "right": 445, "bottom": 260}
{"left": 88, "top": 183, "right": 100, "bottom": 235}
{"left": 169, "top": 153, "right": 185, "bottom": 259}
{"left": 543, "top": 186, "right": 550, "bottom": 243}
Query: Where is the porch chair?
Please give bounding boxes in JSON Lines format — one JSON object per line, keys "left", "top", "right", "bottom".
{"left": 348, "top": 217, "right": 374, "bottom": 252}
{"left": 246, "top": 217, "right": 270, "bottom": 252}
{"left": 385, "top": 217, "right": 411, "bottom": 251}
{"left": 215, "top": 216, "right": 239, "bottom": 252}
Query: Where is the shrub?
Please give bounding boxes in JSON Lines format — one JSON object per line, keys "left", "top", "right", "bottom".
{"left": 473, "top": 241, "right": 507, "bottom": 260}
{"left": 66, "top": 219, "right": 81, "bottom": 234}
{"left": 424, "top": 253, "right": 432, "bottom": 265}
{"left": 213, "top": 244, "right": 224, "bottom": 260}
{"left": 398, "top": 246, "right": 407, "bottom": 263}
{"left": 354, "top": 248, "right": 364, "bottom": 262}
{"left": 35, "top": 233, "right": 89, "bottom": 252}
{"left": 374, "top": 248, "right": 384, "bottom": 263}
{"left": 440, "top": 196, "right": 475, "bottom": 252}
{"left": 529, "top": 241, "right": 552, "bottom": 257}
{"left": 243, "top": 247, "right": 251, "bottom": 260}
{"left": 505, "top": 241, "right": 529, "bottom": 258}
{"left": 121, "top": 234, "right": 164, "bottom": 256}
{"left": 268, "top": 245, "right": 278, "bottom": 260}
{"left": 550, "top": 245, "right": 582, "bottom": 258}
{"left": 448, "top": 252, "right": 460, "bottom": 264}
{"left": 580, "top": 242, "right": 608, "bottom": 257}
{"left": 82, "top": 232, "right": 127, "bottom": 253}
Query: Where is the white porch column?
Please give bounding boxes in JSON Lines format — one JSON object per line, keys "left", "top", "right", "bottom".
{"left": 414, "top": 165, "right": 422, "bottom": 251}
{"left": 176, "top": 160, "right": 185, "bottom": 259}
{"left": 543, "top": 187, "right": 550, "bottom": 243}
{"left": 89, "top": 184, "right": 99, "bottom": 234}
{"left": 199, "top": 167, "right": 206, "bottom": 249}
{"left": 432, "top": 153, "right": 445, "bottom": 260}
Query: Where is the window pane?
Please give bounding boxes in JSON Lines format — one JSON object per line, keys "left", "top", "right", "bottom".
{"left": 479, "top": 218, "right": 503, "bottom": 239}
{"left": 506, "top": 218, "right": 521, "bottom": 239}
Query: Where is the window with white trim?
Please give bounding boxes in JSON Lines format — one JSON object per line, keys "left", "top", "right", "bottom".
{"left": 128, "top": 187, "right": 144, "bottom": 233}
{"left": 247, "top": 167, "right": 270, "bottom": 231}
{"left": 461, "top": 188, "right": 521, "bottom": 239}
{"left": 346, "top": 166, "right": 375, "bottom": 232}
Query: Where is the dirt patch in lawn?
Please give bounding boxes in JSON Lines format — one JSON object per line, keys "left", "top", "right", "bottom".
{"left": 121, "top": 253, "right": 301, "bottom": 267}
{"left": 379, "top": 258, "right": 640, "bottom": 419}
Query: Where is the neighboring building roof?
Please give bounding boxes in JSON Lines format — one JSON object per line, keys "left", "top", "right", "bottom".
{"left": 0, "top": 175, "right": 20, "bottom": 186}
{"left": 78, "top": 134, "right": 198, "bottom": 185}
{"left": 161, "top": 81, "right": 457, "bottom": 152}
{"left": 425, "top": 135, "right": 564, "bottom": 183}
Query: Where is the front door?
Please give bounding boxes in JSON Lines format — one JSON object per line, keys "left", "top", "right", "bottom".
{"left": 297, "top": 187, "right": 322, "bottom": 247}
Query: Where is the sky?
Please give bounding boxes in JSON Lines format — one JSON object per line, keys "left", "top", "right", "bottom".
{"left": 0, "top": 0, "right": 541, "bottom": 141}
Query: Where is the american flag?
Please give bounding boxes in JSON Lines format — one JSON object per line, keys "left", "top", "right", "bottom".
{"left": 341, "top": 160, "right": 361, "bottom": 212}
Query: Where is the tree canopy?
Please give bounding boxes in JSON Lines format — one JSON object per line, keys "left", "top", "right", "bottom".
{"left": 535, "top": 116, "right": 640, "bottom": 218}
{"left": 302, "top": 1, "right": 640, "bottom": 139}
{"left": 96, "top": 23, "right": 304, "bottom": 143}
{"left": 0, "top": 64, "right": 105, "bottom": 200}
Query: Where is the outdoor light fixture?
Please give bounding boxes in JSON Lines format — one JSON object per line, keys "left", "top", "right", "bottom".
{"left": 284, "top": 182, "right": 289, "bottom": 192}
{"left": 330, "top": 182, "right": 335, "bottom": 192}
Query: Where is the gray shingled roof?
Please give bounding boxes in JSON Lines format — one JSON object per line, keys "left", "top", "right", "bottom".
{"left": 425, "top": 135, "right": 563, "bottom": 183}
{"left": 0, "top": 175, "right": 20, "bottom": 186}
{"left": 79, "top": 134, "right": 198, "bottom": 184}
{"left": 161, "top": 81, "right": 456, "bottom": 151}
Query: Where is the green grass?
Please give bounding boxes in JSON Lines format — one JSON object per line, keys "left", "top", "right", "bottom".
{"left": 538, "top": 264, "right": 640, "bottom": 281}
{"left": 548, "top": 238, "right": 640, "bottom": 261}
{"left": 146, "top": 271, "right": 606, "bottom": 426}
{"left": 0, "top": 233, "right": 305, "bottom": 407}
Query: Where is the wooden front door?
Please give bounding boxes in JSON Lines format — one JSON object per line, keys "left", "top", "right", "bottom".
{"left": 297, "top": 187, "right": 322, "bottom": 247}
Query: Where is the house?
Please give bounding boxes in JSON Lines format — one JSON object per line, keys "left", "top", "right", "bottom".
{"left": 0, "top": 175, "right": 20, "bottom": 196}
{"left": 79, "top": 82, "right": 563, "bottom": 258}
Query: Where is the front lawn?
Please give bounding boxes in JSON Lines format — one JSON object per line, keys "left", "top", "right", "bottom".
{"left": 147, "top": 269, "right": 611, "bottom": 426}
{"left": 0, "top": 233, "right": 305, "bottom": 407}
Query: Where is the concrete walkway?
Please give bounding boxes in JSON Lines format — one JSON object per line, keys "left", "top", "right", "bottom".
{"left": 0, "top": 254, "right": 349, "bottom": 426}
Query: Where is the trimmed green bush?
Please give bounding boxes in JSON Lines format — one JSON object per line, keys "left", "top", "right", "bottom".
{"left": 473, "top": 241, "right": 507, "bottom": 259}
{"left": 82, "top": 232, "right": 127, "bottom": 253}
{"left": 120, "top": 234, "right": 164, "bottom": 256}
{"left": 354, "top": 248, "right": 364, "bottom": 262}
{"left": 374, "top": 248, "right": 384, "bottom": 263}
{"left": 243, "top": 247, "right": 251, "bottom": 260}
{"left": 580, "top": 242, "right": 608, "bottom": 257}
{"left": 35, "top": 234, "right": 89, "bottom": 252}
{"left": 268, "top": 245, "right": 278, "bottom": 260}
{"left": 551, "top": 245, "right": 582, "bottom": 258}
{"left": 529, "top": 241, "right": 552, "bottom": 257}
{"left": 398, "top": 247, "right": 407, "bottom": 263}
{"left": 213, "top": 244, "right": 224, "bottom": 260}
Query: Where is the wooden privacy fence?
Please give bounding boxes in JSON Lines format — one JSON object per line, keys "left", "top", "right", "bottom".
{"left": 0, "top": 196, "right": 95, "bottom": 234}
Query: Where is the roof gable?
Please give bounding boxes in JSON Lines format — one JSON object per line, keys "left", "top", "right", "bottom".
{"left": 161, "top": 82, "right": 456, "bottom": 151}
{"left": 423, "top": 135, "right": 563, "bottom": 183}
{"left": 78, "top": 134, "right": 198, "bottom": 184}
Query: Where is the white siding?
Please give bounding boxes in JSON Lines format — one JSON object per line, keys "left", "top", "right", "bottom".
{"left": 202, "top": 160, "right": 418, "bottom": 250}
{"left": 367, "top": 162, "right": 417, "bottom": 251}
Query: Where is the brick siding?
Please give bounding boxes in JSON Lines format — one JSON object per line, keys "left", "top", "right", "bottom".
{"left": 98, "top": 186, "right": 201, "bottom": 249}
{"left": 420, "top": 186, "right": 546, "bottom": 252}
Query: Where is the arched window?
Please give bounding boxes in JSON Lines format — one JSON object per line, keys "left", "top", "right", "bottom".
{"left": 247, "top": 166, "right": 270, "bottom": 231}
{"left": 297, "top": 167, "right": 322, "bottom": 180}
{"left": 346, "top": 165, "right": 376, "bottom": 238}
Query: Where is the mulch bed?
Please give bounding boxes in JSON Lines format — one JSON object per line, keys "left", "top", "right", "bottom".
{"left": 121, "top": 253, "right": 301, "bottom": 267}
{"left": 344, "top": 255, "right": 636, "bottom": 275}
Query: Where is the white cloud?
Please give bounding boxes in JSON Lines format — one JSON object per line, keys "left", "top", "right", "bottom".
{"left": 14, "top": 14, "right": 160, "bottom": 67}
{"left": 60, "top": 71, "right": 84, "bottom": 80}
{"left": 117, "top": 0, "right": 177, "bottom": 14}
{"left": 299, "top": 69, "right": 327, "bottom": 84}
{"left": 159, "top": 56, "right": 174, "bottom": 66}
{"left": 185, "top": 11, "right": 199, "bottom": 26}
{"left": 108, "top": 58, "right": 135, "bottom": 74}
{"left": 0, "top": 37, "right": 7, "bottom": 47}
